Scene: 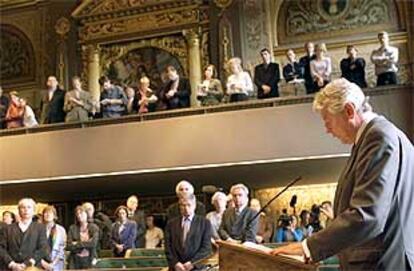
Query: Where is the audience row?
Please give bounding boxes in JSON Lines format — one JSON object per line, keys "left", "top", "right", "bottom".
{"left": 0, "top": 180, "right": 333, "bottom": 270}
{"left": 0, "top": 31, "right": 399, "bottom": 130}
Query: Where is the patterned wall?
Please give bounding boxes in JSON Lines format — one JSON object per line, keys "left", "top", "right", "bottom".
{"left": 254, "top": 183, "right": 337, "bottom": 218}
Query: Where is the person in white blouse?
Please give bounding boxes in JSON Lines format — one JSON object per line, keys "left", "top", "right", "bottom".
{"left": 370, "top": 31, "right": 399, "bottom": 86}
{"left": 144, "top": 215, "right": 164, "bottom": 249}
{"left": 226, "top": 57, "right": 254, "bottom": 102}
{"left": 310, "top": 43, "right": 332, "bottom": 93}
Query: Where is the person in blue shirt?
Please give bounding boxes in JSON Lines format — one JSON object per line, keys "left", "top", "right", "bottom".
{"left": 274, "top": 215, "right": 303, "bottom": 243}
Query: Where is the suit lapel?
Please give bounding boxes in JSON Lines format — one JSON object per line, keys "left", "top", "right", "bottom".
{"left": 333, "top": 118, "right": 379, "bottom": 214}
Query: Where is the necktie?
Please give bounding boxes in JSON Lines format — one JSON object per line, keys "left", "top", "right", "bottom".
{"left": 182, "top": 216, "right": 191, "bottom": 245}
{"left": 235, "top": 209, "right": 241, "bottom": 217}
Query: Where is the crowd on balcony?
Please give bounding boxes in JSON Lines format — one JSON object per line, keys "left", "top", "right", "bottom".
{"left": 0, "top": 180, "right": 334, "bottom": 270}
{"left": 0, "top": 31, "right": 399, "bottom": 131}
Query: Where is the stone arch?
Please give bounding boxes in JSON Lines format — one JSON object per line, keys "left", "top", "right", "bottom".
{"left": 0, "top": 24, "right": 36, "bottom": 85}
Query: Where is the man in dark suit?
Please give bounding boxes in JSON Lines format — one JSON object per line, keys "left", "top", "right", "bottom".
{"left": 166, "top": 180, "right": 206, "bottom": 221}
{"left": 40, "top": 76, "right": 66, "bottom": 124}
{"left": 165, "top": 194, "right": 212, "bottom": 271}
{"left": 159, "top": 65, "right": 191, "bottom": 110}
{"left": 254, "top": 48, "right": 280, "bottom": 99}
{"left": 126, "top": 195, "right": 146, "bottom": 248}
{"left": 0, "top": 198, "right": 50, "bottom": 270}
{"left": 218, "top": 183, "right": 258, "bottom": 243}
{"left": 271, "top": 78, "right": 414, "bottom": 270}
{"left": 299, "top": 42, "right": 317, "bottom": 94}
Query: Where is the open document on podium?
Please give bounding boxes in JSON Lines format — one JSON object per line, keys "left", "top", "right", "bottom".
{"left": 242, "top": 242, "right": 306, "bottom": 263}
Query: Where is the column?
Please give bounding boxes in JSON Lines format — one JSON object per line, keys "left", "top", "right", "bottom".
{"left": 87, "top": 44, "right": 100, "bottom": 102}
{"left": 184, "top": 29, "right": 202, "bottom": 107}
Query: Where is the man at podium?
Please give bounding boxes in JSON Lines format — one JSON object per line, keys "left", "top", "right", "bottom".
{"left": 271, "top": 79, "right": 414, "bottom": 270}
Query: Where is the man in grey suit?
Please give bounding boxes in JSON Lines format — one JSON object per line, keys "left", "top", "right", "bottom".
{"left": 165, "top": 194, "right": 212, "bottom": 271}
{"left": 271, "top": 78, "right": 414, "bottom": 270}
{"left": 218, "top": 183, "right": 258, "bottom": 243}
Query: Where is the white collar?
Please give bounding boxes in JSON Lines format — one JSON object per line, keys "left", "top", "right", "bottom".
{"left": 355, "top": 112, "right": 378, "bottom": 144}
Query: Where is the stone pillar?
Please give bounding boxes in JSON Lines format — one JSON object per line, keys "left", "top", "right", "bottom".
{"left": 87, "top": 44, "right": 101, "bottom": 102}
{"left": 184, "top": 29, "right": 202, "bottom": 107}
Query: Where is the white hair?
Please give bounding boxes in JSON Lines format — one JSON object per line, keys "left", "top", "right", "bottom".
{"left": 18, "top": 198, "right": 36, "bottom": 209}
{"left": 211, "top": 191, "right": 227, "bottom": 204}
{"left": 175, "top": 180, "right": 194, "bottom": 195}
{"left": 230, "top": 183, "right": 249, "bottom": 196}
{"left": 313, "top": 78, "right": 372, "bottom": 114}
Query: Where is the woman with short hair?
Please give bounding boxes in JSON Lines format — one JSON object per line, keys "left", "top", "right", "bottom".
{"left": 310, "top": 43, "right": 332, "bottom": 92}
{"left": 226, "top": 57, "right": 254, "bottom": 102}
{"left": 111, "top": 205, "right": 137, "bottom": 257}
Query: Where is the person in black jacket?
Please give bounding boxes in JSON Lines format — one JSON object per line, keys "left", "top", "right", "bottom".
{"left": 40, "top": 76, "right": 66, "bottom": 124}
{"left": 254, "top": 48, "right": 280, "bottom": 99}
{"left": 340, "top": 45, "right": 367, "bottom": 88}
{"left": 0, "top": 198, "right": 50, "bottom": 270}
{"left": 159, "top": 65, "right": 191, "bottom": 109}
{"left": 299, "top": 42, "right": 317, "bottom": 94}
{"left": 283, "top": 49, "right": 304, "bottom": 83}
{"left": 0, "top": 86, "right": 10, "bottom": 129}
{"left": 165, "top": 194, "right": 212, "bottom": 271}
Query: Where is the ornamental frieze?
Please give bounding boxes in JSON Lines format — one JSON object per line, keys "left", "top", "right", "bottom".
{"left": 79, "top": 8, "right": 200, "bottom": 42}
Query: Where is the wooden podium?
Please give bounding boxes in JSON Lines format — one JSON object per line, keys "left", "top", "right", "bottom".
{"left": 217, "top": 241, "right": 317, "bottom": 271}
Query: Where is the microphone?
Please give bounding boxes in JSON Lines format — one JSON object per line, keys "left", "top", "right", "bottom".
{"left": 242, "top": 176, "right": 302, "bottom": 242}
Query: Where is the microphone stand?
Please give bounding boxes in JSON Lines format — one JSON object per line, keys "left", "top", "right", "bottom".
{"left": 244, "top": 176, "right": 302, "bottom": 241}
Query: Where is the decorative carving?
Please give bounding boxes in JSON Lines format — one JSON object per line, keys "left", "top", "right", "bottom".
{"left": 278, "top": 0, "right": 398, "bottom": 44}
{"left": 214, "top": 0, "right": 233, "bottom": 9}
{"left": 218, "top": 14, "right": 233, "bottom": 79}
{"left": 0, "top": 24, "right": 35, "bottom": 84}
{"left": 79, "top": 7, "right": 200, "bottom": 42}
{"left": 243, "top": 0, "right": 263, "bottom": 50}
{"left": 201, "top": 31, "right": 210, "bottom": 69}
{"left": 98, "top": 35, "right": 188, "bottom": 90}
{"left": 55, "top": 17, "right": 70, "bottom": 37}
{"left": 55, "top": 17, "right": 71, "bottom": 88}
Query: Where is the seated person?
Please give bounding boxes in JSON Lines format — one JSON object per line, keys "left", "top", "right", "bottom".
{"left": 226, "top": 58, "right": 253, "bottom": 102}
{"left": 64, "top": 76, "right": 92, "bottom": 122}
{"left": 197, "top": 64, "right": 223, "bottom": 106}
{"left": 371, "top": 31, "right": 399, "bottom": 86}
{"left": 98, "top": 76, "right": 128, "bottom": 118}
{"left": 111, "top": 206, "right": 137, "bottom": 257}
{"left": 274, "top": 215, "right": 303, "bottom": 243}
{"left": 218, "top": 183, "right": 258, "bottom": 243}
{"left": 159, "top": 65, "right": 191, "bottom": 109}
{"left": 145, "top": 215, "right": 164, "bottom": 249}
{"left": 165, "top": 194, "right": 212, "bottom": 271}
{"left": 66, "top": 205, "right": 99, "bottom": 269}
{"left": 134, "top": 76, "right": 158, "bottom": 113}
{"left": 340, "top": 45, "right": 367, "bottom": 88}
{"left": 310, "top": 43, "right": 332, "bottom": 92}
{"left": 0, "top": 198, "right": 50, "bottom": 270}
{"left": 283, "top": 49, "right": 304, "bottom": 83}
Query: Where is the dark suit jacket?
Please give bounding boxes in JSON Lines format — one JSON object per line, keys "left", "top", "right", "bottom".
{"left": 166, "top": 201, "right": 206, "bottom": 222}
{"left": 218, "top": 206, "right": 258, "bottom": 243}
{"left": 66, "top": 223, "right": 100, "bottom": 269}
{"left": 111, "top": 220, "right": 137, "bottom": 257}
{"left": 159, "top": 78, "right": 191, "bottom": 109}
{"left": 283, "top": 62, "right": 304, "bottom": 82}
{"left": 128, "top": 210, "right": 146, "bottom": 248}
{"left": 40, "top": 87, "right": 66, "bottom": 124}
{"left": 254, "top": 62, "right": 280, "bottom": 99}
{"left": 299, "top": 54, "right": 316, "bottom": 93}
{"left": 0, "top": 222, "right": 50, "bottom": 268}
{"left": 164, "top": 215, "right": 212, "bottom": 269}
{"left": 307, "top": 116, "right": 414, "bottom": 270}
{"left": 340, "top": 57, "right": 367, "bottom": 88}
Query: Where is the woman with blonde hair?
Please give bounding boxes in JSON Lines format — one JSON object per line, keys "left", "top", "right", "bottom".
{"left": 226, "top": 57, "right": 253, "bottom": 102}
{"left": 134, "top": 76, "right": 158, "bottom": 114}
{"left": 310, "top": 43, "right": 332, "bottom": 92}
